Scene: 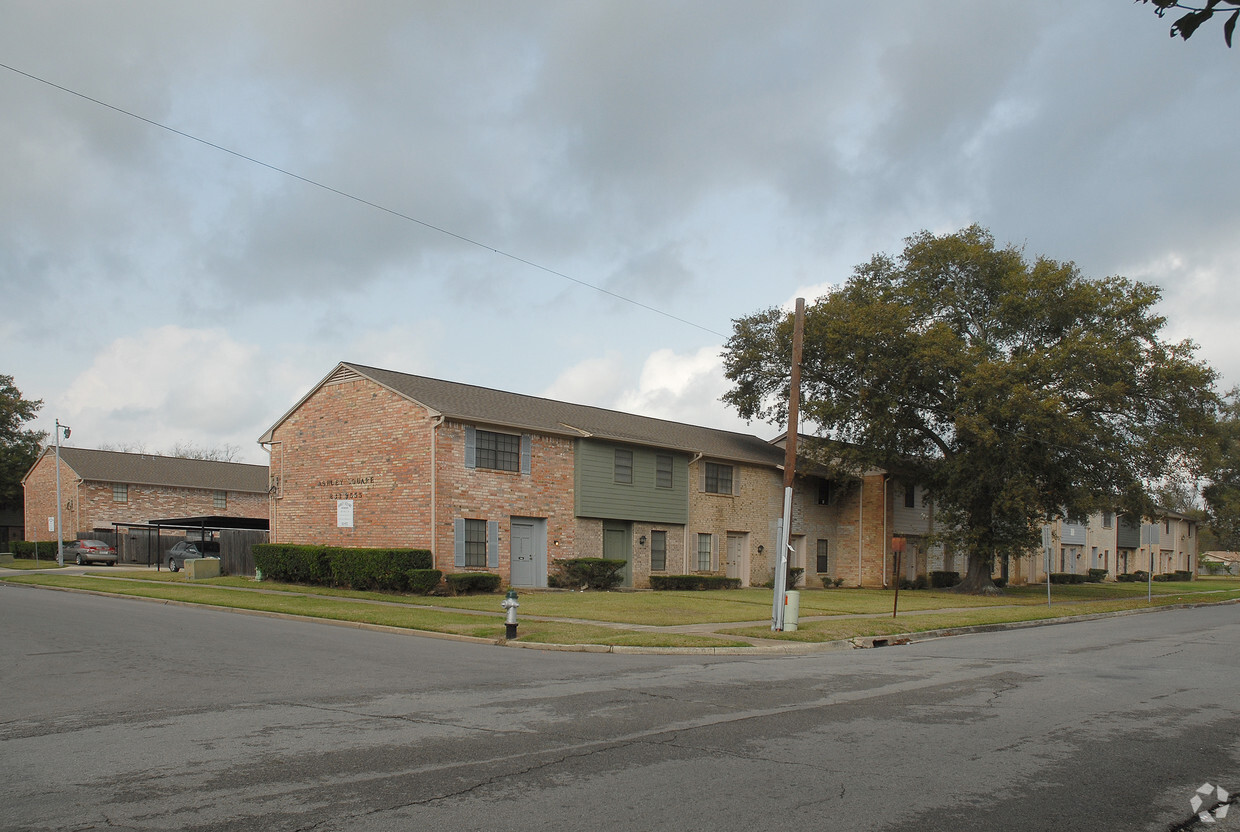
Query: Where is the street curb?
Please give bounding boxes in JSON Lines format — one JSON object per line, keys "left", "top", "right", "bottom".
{"left": 5, "top": 578, "right": 1238, "bottom": 655}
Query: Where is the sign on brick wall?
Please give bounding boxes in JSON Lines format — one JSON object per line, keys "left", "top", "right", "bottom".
{"left": 337, "top": 499, "right": 354, "bottom": 528}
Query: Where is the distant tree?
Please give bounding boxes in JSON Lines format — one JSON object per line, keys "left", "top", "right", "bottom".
{"left": 1139, "top": 0, "right": 1240, "bottom": 47}
{"left": 166, "top": 442, "right": 242, "bottom": 463}
{"left": 0, "top": 375, "right": 48, "bottom": 505}
{"left": 1203, "top": 389, "right": 1240, "bottom": 550}
{"left": 722, "top": 226, "right": 1219, "bottom": 594}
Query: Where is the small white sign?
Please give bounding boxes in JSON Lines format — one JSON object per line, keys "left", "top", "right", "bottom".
{"left": 337, "top": 499, "right": 354, "bottom": 528}
{"left": 48, "top": 517, "right": 55, "bottom": 533}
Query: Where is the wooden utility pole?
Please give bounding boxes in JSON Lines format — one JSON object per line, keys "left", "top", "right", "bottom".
{"left": 772, "top": 298, "right": 805, "bottom": 631}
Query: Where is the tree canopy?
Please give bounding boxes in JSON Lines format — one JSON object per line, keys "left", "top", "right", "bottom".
{"left": 1203, "top": 388, "right": 1240, "bottom": 551}
{"left": 0, "top": 375, "right": 47, "bottom": 506}
{"left": 1139, "top": 0, "right": 1240, "bottom": 47}
{"left": 722, "top": 226, "right": 1219, "bottom": 592}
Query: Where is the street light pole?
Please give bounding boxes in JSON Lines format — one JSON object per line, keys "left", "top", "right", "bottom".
{"left": 54, "top": 419, "right": 71, "bottom": 566}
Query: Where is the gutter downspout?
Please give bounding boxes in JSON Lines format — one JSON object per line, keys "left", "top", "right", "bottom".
{"left": 688, "top": 452, "right": 703, "bottom": 574}
{"left": 260, "top": 440, "right": 281, "bottom": 543}
{"left": 430, "top": 415, "right": 444, "bottom": 569}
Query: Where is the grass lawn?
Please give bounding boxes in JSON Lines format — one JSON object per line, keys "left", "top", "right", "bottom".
{"left": 1, "top": 557, "right": 68, "bottom": 570}
{"left": 5, "top": 570, "right": 1237, "bottom": 649}
{"left": 0, "top": 573, "right": 748, "bottom": 648}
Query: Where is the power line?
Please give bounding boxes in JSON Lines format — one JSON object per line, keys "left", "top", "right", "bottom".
{"left": 0, "top": 61, "right": 729, "bottom": 339}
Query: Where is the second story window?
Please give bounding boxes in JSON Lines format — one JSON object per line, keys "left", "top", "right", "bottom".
{"left": 614, "top": 449, "right": 633, "bottom": 484}
{"left": 704, "top": 462, "right": 733, "bottom": 495}
{"left": 1102, "top": 511, "right": 1114, "bottom": 529}
{"left": 656, "top": 454, "right": 673, "bottom": 489}
{"left": 476, "top": 429, "right": 520, "bottom": 472}
{"left": 904, "top": 484, "right": 915, "bottom": 508}
{"left": 113, "top": 483, "right": 128, "bottom": 503}
{"left": 214, "top": 490, "right": 227, "bottom": 509}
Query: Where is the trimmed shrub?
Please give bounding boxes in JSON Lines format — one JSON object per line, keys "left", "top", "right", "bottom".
{"left": 1049, "top": 572, "right": 1087, "bottom": 584}
{"left": 1173, "top": 570, "right": 1193, "bottom": 582}
{"left": 554, "top": 558, "right": 627, "bottom": 590}
{"left": 650, "top": 574, "right": 741, "bottom": 591}
{"left": 445, "top": 572, "right": 502, "bottom": 594}
{"left": 1117, "top": 570, "right": 1149, "bottom": 582}
{"left": 252, "top": 544, "right": 432, "bottom": 591}
{"left": 992, "top": 577, "right": 1007, "bottom": 589}
{"left": 820, "top": 576, "right": 845, "bottom": 588}
{"left": 405, "top": 569, "right": 443, "bottom": 595}
{"left": 929, "top": 571, "right": 961, "bottom": 588}
{"left": 9, "top": 541, "right": 76, "bottom": 558}
{"left": 1086, "top": 568, "right": 1109, "bottom": 583}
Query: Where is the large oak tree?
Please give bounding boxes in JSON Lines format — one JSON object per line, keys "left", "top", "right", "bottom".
{"left": 722, "top": 226, "right": 1218, "bottom": 593}
{"left": 1, "top": 375, "right": 47, "bottom": 507}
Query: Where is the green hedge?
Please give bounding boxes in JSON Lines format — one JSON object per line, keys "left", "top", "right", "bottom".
{"left": 650, "top": 574, "right": 742, "bottom": 591}
{"left": 550, "top": 558, "right": 627, "bottom": 590}
{"left": 8, "top": 541, "right": 76, "bottom": 558}
{"left": 252, "top": 544, "right": 433, "bottom": 592}
{"left": 1049, "top": 572, "right": 1087, "bottom": 584}
{"left": 929, "top": 571, "right": 960, "bottom": 588}
{"left": 1086, "top": 568, "right": 1109, "bottom": 583}
{"left": 1153, "top": 571, "right": 1193, "bottom": 582}
{"left": 445, "top": 572, "right": 502, "bottom": 594}
{"left": 1117, "top": 570, "right": 1150, "bottom": 582}
{"left": 406, "top": 569, "right": 443, "bottom": 595}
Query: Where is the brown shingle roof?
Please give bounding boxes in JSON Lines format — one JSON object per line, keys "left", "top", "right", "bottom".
{"left": 263, "top": 362, "right": 784, "bottom": 468}
{"left": 48, "top": 447, "right": 269, "bottom": 493}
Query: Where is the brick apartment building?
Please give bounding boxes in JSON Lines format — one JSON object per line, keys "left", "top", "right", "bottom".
{"left": 260, "top": 362, "right": 897, "bottom": 589}
{"left": 22, "top": 447, "right": 269, "bottom": 543}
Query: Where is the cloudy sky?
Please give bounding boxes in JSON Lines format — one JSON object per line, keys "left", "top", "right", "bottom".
{"left": 3, "top": 2, "right": 1238, "bottom": 464}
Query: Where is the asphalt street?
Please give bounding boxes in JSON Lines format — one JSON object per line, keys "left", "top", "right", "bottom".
{"left": 2, "top": 583, "right": 1237, "bottom": 832}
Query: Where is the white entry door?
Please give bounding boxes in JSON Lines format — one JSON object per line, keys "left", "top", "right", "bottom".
{"left": 725, "top": 532, "right": 748, "bottom": 586}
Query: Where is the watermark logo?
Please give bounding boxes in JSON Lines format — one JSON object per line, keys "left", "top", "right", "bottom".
{"left": 1191, "top": 783, "right": 1230, "bottom": 824}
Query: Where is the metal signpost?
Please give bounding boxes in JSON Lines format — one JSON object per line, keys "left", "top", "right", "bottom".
{"left": 54, "top": 419, "right": 71, "bottom": 566}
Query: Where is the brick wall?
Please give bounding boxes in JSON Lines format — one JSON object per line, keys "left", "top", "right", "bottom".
{"left": 433, "top": 420, "right": 576, "bottom": 578}
{"left": 267, "top": 376, "right": 434, "bottom": 549}
{"left": 686, "top": 459, "right": 783, "bottom": 587}
{"left": 266, "top": 375, "right": 577, "bottom": 582}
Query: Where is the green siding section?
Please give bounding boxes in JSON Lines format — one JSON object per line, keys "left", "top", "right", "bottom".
{"left": 575, "top": 440, "right": 688, "bottom": 524}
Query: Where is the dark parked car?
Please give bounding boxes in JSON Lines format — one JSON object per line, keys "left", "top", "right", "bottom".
{"left": 165, "top": 540, "right": 220, "bottom": 572}
{"left": 66, "top": 540, "right": 118, "bottom": 566}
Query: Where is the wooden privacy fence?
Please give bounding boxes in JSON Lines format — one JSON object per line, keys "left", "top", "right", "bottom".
{"left": 220, "top": 529, "right": 267, "bottom": 576}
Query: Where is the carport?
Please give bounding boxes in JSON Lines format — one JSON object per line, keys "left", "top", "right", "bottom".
{"left": 110, "top": 516, "right": 268, "bottom": 574}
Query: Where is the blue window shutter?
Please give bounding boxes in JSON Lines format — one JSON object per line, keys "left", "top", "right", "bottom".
{"left": 520, "top": 434, "right": 531, "bottom": 475}
{"left": 487, "top": 520, "right": 499, "bottom": 568}
{"left": 465, "top": 426, "right": 476, "bottom": 468}
{"left": 454, "top": 519, "right": 465, "bottom": 567}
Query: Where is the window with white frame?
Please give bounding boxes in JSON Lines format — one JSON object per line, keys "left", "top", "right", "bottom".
{"left": 113, "top": 483, "right": 128, "bottom": 503}
{"left": 697, "top": 533, "right": 713, "bottom": 571}
{"left": 476, "top": 429, "right": 520, "bottom": 472}
{"left": 651, "top": 530, "right": 667, "bottom": 571}
{"left": 614, "top": 448, "right": 633, "bottom": 484}
{"left": 655, "top": 454, "right": 673, "bottom": 489}
{"left": 464, "top": 519, "right": 488, "bottom": 568}
{"left": 704, "top": 463, "right": 733, "bottom": 494}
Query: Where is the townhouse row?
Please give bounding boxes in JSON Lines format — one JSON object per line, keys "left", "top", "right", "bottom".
{"left": 259, "top": 362, "right": 1198, "bottom": 588}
